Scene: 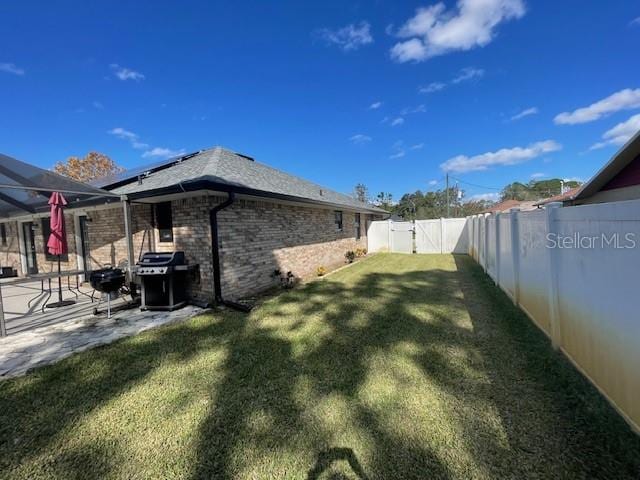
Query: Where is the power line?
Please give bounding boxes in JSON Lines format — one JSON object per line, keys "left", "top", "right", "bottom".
{"left": 449, "top": 176, "right": 502, "bottom": 191}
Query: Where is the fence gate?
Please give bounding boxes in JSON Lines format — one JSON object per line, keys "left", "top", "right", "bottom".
{"left": 390, "top": 221, "right": 413, "bottom": 253}
{"left": 415, "top": 220, "right": 442, "bottom": 253}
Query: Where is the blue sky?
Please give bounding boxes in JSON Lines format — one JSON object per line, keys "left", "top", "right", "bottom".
{"left": 1, "top": 1, "right": 639, "bottom": 202}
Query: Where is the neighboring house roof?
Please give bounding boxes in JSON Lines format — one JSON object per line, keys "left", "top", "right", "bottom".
{"left": 481, "top": 199, "right": 538, "bottom": 214}
{"left": 534, "top": 186, "right": 581, "bottom": 206}
{"left": 573, "top": 130, "right": 640, "bottom": 202}
{"left": 98, "top": 147, "right": 385, "bottom": 213}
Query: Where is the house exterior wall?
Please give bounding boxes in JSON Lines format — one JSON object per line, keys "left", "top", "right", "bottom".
{"left": 80, "top": 194, "right": 372, "bottom": 302}
{"left": 84, "top": 204, "right": 155, "bottom": 271}
{"left": 1, "top": 215, "right": 80, "bottom": 276}
{"left": 0, "top": 221, "right": 22, "bottom": 275}
{"left": 215, "top": 197, "right": 369, "bottom": 299}
{"left": 31, "top": 214, "right": 79, "bottom": 273}
{"left": 574, "top": 184, "right": 640, "bottom": 205}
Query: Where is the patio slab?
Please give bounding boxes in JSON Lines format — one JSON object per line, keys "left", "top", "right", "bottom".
{"left": 0, "top": 289, "right": 204, "bottom": 379}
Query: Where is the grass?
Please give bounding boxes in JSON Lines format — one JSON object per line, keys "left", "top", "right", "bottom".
{"left": 0, "top": 253, "right": 638, "bottom": 479}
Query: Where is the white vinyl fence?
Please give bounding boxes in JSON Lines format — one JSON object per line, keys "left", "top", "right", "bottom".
{"left": 468, "top": 200, "right": 640, "bottom": 433}
{"left": 368, "top": 218, "right": 468, "bottom": 254}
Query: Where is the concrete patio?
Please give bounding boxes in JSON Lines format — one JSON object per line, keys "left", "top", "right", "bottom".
{"left": 0, "top": 279, "right": 203, "bottom": 379}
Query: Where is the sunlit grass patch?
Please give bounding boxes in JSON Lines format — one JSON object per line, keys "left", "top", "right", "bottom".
{"left": 0, "top": 254, "right": 638, "bottom": 479}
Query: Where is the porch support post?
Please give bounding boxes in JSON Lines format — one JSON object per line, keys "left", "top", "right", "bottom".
{"left": 0, "top": 283, "right": 6, "bottom": 337}
{"left": 545, "top": 202, "right": 563, "bottom": 349}
{"left": 122, "top": 196, "right": 135, "bottom": 284}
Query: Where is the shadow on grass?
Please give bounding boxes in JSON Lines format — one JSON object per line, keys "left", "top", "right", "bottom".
{"left": 0, "top": 254, "right": 639, "bottom": 479}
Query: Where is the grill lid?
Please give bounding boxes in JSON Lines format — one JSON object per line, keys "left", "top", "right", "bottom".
{"left": 138, "top": 251, "right": 186, "bottom": 266}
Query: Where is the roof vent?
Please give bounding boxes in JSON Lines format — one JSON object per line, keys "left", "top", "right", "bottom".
{"left": 319, "top": 189, "right": 324, "bottom": 196}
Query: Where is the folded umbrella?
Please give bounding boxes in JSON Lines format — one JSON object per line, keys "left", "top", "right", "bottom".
{"left": 46, "top": 192, "right": 75, "bottom": 308}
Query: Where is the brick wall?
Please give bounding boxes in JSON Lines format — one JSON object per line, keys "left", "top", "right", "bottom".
{"left": 85, "top": 204, "right": 155, "bottom": 270}
{"left": 0, "top": 215, "right": 81, "bottom": 276}
{"left": 82, "top": 194, "right": 374, "bottom": 303}
{"left": 216, "top": 197, "right": 369, "bottom": 299}
{"left": 31, "top": 214, "right": 79, "bottom": 273}
{"left": 0, "top": 221, "right": 22, "bottom": 275}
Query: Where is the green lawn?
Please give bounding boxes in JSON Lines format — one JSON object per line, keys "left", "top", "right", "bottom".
{"left": 0, "top": 253, "right": 638, "bottom": 479}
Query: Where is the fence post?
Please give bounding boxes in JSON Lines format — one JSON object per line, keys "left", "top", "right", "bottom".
{"left": 440, "top": 217, "right": 445, "bottom": 254}
{"left": 545, "top": 202, "right": 563, "bottom": 350}
{"left": 495, "top": 212, "right": 501, "bottom": 286}
{"left": 483, "top": 213, "right": 490, "bottom": 272}
{"left": 510, "top": 208, "right": 520, "bottom": 305}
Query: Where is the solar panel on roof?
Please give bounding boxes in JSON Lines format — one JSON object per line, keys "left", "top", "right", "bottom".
{"left": 94, "top": 151, "right": 199, "bottom": 188}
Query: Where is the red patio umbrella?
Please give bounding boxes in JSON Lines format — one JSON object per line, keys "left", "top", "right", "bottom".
{"left": 46, "top": 192, "right": 75, "bottom": 308}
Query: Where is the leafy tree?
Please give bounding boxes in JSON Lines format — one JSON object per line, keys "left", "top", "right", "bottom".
{"left": 54, "top": 152, "right": 124, "bottom": 182}
{"left": 501, "top": 178, "right": 582, "bottom": 202}
{"left": 394, "top": 187, "right": 489, "bottom": 220}
{"left": 375, "top": 192, "right": 394, "bottom": 211}
{"left": 353, "top": 183, "right": 369, "bottom": 203}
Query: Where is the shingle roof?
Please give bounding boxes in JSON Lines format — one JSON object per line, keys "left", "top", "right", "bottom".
{"left": 534, "top": 186, "right": 581, "bottom": 206}
{"left": 481, "top": 199, "right": 538, "bottom": 214}
{"left": 101, "top": 147, "right": 385, "bottom": 213}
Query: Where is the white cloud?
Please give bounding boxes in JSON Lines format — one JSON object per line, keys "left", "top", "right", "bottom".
{"left": 108, "top": 127, "right": 149, "bottom": 149}
{"left": 590, "top": 114, "right": 640, "bottom": 150}
{"left": 349, "top": 134, "right": 372, "bottom": 144}
{"left": 110, "top": 63, "right": 145, "bottom": 81}
{"left": 0, "top": 62, "right": 25, "bottom": 75}
{"left": 510, "top": 106, "right": 538, "bottom": 121}
{"left": 316, "top": 22, "right": 373, "bottom": 51}
{"left": 428, "top": 179, "right": 439, "bottom": 186}
{"left": 142, "top": 147, "right": 185, "bottom": 159}
{"left": 419, "top": 67, "right": 483, "bottom": 94}
{"left": 452, "top": 67, "right": 484, "bottom": 84}
{"left": 530, "top": 172, "right": 546, "bottom": 179}
{"left": 419, "top": 81, "right": 447, "bottom": 93}
{"left": 391, "top": 117, "right": 405, "bottom": 126}
{"left": 440, "top": 140, "right": 562, "bottom": 173}
{"left": 554, "top": 88, "right": 640, "bottom": 125}
{"left": 92, "top": 101, "right": 104, "bottom": 109}
{"left": 389, "top": 140, "right": 406, "bottom": 159}
{"left": 411, "top": 143, "right": 425, "bottom": 150}
{"left": 369, "top": 101, "right": 382, "bottom": 109}
{"left": 390, "top": 0, "right": 526, "bottom": 62}
{"left": 465, "top": 192, "right": 500, "bottom": 202}
{"left": 399, "top": 105, "right": 426, "bottom": 116}
{"left": 631, "top": 17, "right": 640, "bottom": 26}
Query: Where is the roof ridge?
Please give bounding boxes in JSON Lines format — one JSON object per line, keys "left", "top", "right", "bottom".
{"left": 215, "top": 148, "right": 373, "bottom": 207}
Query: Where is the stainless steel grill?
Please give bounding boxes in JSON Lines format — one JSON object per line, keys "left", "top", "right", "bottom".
{"left": 135, "top": 251, "right": 197, "bottom": 310}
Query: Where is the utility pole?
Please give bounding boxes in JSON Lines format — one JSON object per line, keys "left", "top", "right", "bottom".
{"left": 446, "top": 172, "right": 450, "bottom": 217}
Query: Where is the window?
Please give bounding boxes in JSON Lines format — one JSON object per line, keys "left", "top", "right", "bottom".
{"left": 156, "top": 202, "right": 174, "bottom": 242}
{"left": 334, "top": 211, "right": 343, "bottom": 231}
{"left": 41, "top": 218, "right": 68, "bottom": 261}
{"left": 0, "top": 224, "right": 6, "bottom": 246}
{"left": 355, "top": 213, "right": 361, "bottom": 240}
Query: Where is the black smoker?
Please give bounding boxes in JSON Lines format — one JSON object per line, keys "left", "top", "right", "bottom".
{"left": 89, "top": 268, "right": 126, "bottom": 318}
{"left": 135, "top": 251, "right": 197, "bottom": 311}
